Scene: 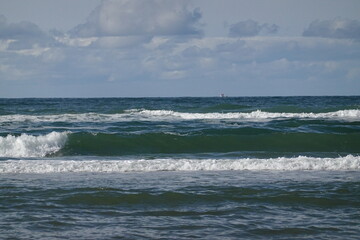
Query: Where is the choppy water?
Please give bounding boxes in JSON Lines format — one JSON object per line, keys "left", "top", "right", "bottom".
{"left": 1, "top": 97, "right": 359, "bottom": 239}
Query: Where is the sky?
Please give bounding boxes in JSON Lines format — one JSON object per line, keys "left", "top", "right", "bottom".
{"left": 0, "top": 0, "right": 360, "bottom": 97}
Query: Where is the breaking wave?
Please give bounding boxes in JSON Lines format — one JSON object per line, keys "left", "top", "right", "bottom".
{"left": 0, "top": 132, "right": 68, "bottom": 158}
{"left": 0, "top": 109, "right": 359, "bottom": 123}
{"left": 130, "top": 109, "right": 360, "bottom": 120}
{"left": 0, "top": 155, "right": 359, "bottom": 173}
{"left": 1, "top": 131, "right": 359, "bottom": 158}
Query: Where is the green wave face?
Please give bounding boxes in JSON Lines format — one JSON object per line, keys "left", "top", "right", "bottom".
{"left": 58, "top": 132, "right": 360, "bottom": 157}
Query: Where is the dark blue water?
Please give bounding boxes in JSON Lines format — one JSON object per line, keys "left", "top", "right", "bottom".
{"left": 1, "top": 97, "right": 359, "bottom": 239}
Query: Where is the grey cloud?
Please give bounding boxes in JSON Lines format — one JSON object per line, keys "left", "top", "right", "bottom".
{"left": 70, "top": 0, "right": 202, "bottom": 38}
{"left": 90, "top": 36, "right": 152, "bottom": 48}
{"left": 229, "top": 20, "right": 278, "bottom": 37}
{"left": 0, "top": 15, "right": 44, "bottom": 39}
{"left": 0, "top": 15, "right": 55, "bottom": 49}
{"left": 303, "top": 18, "right": 360, "bottom": 39}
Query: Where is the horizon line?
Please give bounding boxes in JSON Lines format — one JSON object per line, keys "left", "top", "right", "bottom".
{"left": 1, "top": 94, "right": 359, "bottom": 99}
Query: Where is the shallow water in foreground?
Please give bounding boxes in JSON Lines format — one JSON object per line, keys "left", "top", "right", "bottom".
{"left": 1, "top": 171, "right": 359, "bottom": 239}
{"left": 0, "top": 97, "right": 359, "bottom": 239}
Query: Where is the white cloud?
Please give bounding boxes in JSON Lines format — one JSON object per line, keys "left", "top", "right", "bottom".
{"left": 0, "top": 39, "right": 15, "bottom": 51}
{"left": 54, "top": 35, "right": 97, "bottom": 47}
{"left": 70, "top": 0, "right": 202, "bottom": 38}
{"left": 12, "top": 47, "right": 50, "bottom": 58}
{"left": 161, "top": 70, "right": 186, "bottom": 80}
{"left": 136, "top": 36, "right": 360, "bottom": 96}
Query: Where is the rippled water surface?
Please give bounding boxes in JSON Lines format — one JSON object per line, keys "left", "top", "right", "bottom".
{"left": 1, "top": 96, "right": 359, "bottom": 239}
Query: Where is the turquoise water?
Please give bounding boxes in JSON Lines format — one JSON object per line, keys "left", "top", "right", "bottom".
{"left": 1, "top": 97, "right": 360, "bottom": 239}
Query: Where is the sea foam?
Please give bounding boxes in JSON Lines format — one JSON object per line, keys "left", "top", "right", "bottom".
{"left": 1, "top": 109, "right": 359, "bottom": 123}
{"left": 1, "top": 155, "right": 359, "bottom": 173}
{"left": 0, "top": 132, "right": 68, "bottom": 158}
{"left": 132, "top": 109, "right": 360, "bottom": 120}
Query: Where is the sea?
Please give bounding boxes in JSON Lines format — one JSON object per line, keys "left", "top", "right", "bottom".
{"left": 0, "top": 96, "right": 359, "bottom": 239}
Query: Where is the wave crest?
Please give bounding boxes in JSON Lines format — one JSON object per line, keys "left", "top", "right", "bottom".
{"left": 131, "top": 109, "right": 360, "bottom": 120}
{"left": 0, "top": 132, "right": 68, "bottom": 158}
{"left": 1, "top": 109, "right": 359, "bottom": 123}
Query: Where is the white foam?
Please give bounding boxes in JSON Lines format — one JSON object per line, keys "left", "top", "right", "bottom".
{"left": 132, "top": 109, "right": 360, "bottom": 120}
{"left": 1, "top": 155, "right": 359, "bottom": 173}
{"left": 0, "top": 113, "right": 124, "bottom": 123}
{"left": 0, "top": 132, "right": 68, "bottom": 158}
{"left": 1, "top": 109, "right": 359, "bottom": 123}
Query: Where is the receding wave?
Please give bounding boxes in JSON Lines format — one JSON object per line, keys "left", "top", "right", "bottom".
{"left": 0, "top": 109, "right": 359, "bottom": 123}
{"left": 1, "top": 155, "right": 359, "bottom": 173}
{"left": 0, "top": 132, "right": 68, "bottom": 158}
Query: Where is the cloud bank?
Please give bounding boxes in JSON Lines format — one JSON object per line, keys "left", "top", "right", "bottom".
{"left": 0, "top": 1, "right": 359, "bottom": 97}
{"left": 70, "top": 0, "right": 202, "bottom": 37}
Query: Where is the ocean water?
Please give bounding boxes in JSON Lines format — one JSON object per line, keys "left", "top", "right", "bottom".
{"left": 0, "top": 96, "right": 359, "bottom": 239}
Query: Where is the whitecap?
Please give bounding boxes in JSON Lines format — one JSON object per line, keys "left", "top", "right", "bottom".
{"left": 0, "top": 132, "right": 68, "bottom": 158}
{"left": 0, "top": 109, "right": 359, "bottom": 123}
